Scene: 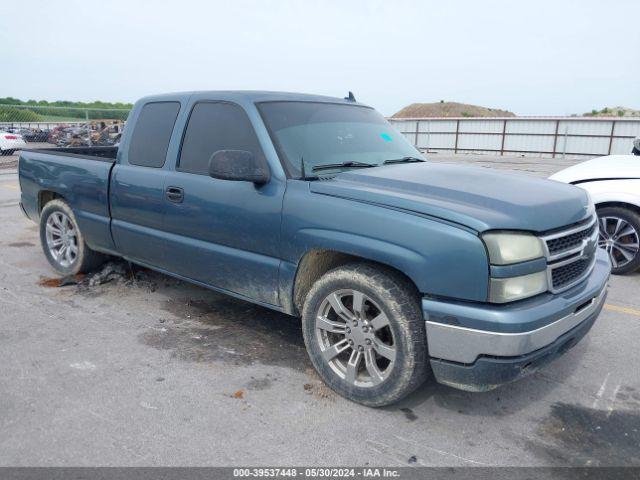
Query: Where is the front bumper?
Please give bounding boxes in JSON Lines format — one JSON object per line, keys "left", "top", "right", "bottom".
{"left": 423, "top": 248, "right": 610, "bottom": 391}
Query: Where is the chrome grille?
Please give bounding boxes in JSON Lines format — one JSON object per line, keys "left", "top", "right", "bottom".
{"left": 551, "top": 257, "right": 592, "bottom": 290}
{"left": 546, "top": 222, "right": 596, "bottom": 256}
{"left": 541, "top": 215, "right": 598, "bottom": 293}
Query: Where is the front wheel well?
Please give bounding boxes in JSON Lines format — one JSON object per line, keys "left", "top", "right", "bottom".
{"left": 292, "top": 249, "right": 419, "bottom": 315}
{"left": 596, "top": 201, "right": 640, "bottom": 216}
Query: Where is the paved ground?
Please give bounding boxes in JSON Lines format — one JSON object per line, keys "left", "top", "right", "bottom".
{"left": 425, "top": 152, "right": 586, "bottom": 178}
{"left": 1, "top": 156, "right": 639, "bottom": 467}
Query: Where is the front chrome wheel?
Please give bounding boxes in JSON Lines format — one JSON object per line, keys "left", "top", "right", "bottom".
{"left": 45, "top": 211, "right": 78, "bottom": 268}
{"left": 314, "top": 289, "right": 396, "bottom": 388}
{"left": 598, "top": 215, "right": 640, "bottom": 270}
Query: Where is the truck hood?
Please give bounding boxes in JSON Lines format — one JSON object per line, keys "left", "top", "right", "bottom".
{"left": 549, "top": 155, "right": 640, "bottom": 184}
{"left": 310, "top": 162, "right": 591, "bottom": 232}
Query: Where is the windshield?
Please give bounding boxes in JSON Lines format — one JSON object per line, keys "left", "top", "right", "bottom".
{"left": 257, "top": 101, "right": 424, "bottom": 177}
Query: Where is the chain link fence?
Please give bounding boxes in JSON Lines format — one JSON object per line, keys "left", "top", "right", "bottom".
{"left": 0, "top": 105, "right": 130, "bottom": 152}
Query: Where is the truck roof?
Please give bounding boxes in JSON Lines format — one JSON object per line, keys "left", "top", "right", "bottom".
{"left": 135, "top": 90, "right": 370, "bottom": 108}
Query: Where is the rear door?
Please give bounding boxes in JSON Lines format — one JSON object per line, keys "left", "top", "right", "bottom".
{"left": 110, "top": 101, "right": 181, "bottom": 266}
{"left": 161, "top": 101, "right": 284, "bottom": 306}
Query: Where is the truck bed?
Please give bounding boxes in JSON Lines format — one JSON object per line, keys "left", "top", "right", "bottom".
{"left": 24, "top": 146, "right": 118, "bottom": 162}
{"left": 18, "top": 146, "right": 118, "bottom": 254}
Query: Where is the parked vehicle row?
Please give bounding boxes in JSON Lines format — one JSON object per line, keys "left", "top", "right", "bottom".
{"left": 18, "top": 91, "right": 611, "bottom": 406}
{"left": 1, "top": 121, "right": 124, "bottom": 150}
{"left": 46, "top": 122, "right": 123, "bottom": 148}
{"left": 0, "top": 131, "right": 27, "bottom": 155}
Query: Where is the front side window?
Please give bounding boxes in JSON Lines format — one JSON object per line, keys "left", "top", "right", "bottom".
{"left": 178, "top": 102, "right": 265, "bottom": 175}
{"left": 258, "top": 101, "right": 423, "bottom": 177}
{"left": 128, "top": 102, "right": 180, "bottom": 168}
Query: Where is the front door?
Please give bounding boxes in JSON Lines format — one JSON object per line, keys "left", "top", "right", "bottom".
{"left": 161, "top": 101, "right": 284, "bottom": 306}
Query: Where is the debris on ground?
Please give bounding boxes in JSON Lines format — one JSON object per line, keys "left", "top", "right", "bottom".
{"left": 302, "top": 381, "right": 334, "bottom": 400}
{"left": 38, "top": 274, "right": 84, "bottom": 288}
{"left": 69, "top": 361, "right": 96, "bottom": 371}
{"left": 231, "top": 390, "right": 244, "bottom": 399}
{"left": 87, "top": 261, "right": 127, "bottom": 287}
{"left": 36, "top": 260, "right": 158, "bottom": 292}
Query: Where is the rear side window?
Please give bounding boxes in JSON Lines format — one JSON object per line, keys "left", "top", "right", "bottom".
{"left": 128, "top": 102, "right": 180, "bottom": 167}
{"left": 178, "top": 102, "right": 264, "bottom": 175}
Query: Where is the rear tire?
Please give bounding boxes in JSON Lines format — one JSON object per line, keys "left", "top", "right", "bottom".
{"left": 39, "top": 199, "right": 106, "bottom": 275}
{"left": 301, "top": 262, "right": 429, "bottom": 407}
{"left": 597, "top": 206, "right": 640, "bottom": 275}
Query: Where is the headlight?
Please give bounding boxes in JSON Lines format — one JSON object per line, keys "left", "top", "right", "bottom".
{"left": 489, "top": 271, "right": 548, "bottom": 303}
{"left": 482, "top": 232, "right": 544, "bottom": 265}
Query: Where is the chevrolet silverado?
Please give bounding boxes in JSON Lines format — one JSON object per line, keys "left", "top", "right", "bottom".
{"left": 18, "top": 91, "right": 611, "bottom": 406}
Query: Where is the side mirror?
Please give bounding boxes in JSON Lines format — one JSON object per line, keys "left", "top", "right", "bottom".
{"left": 208, "top": 149, "right": 270, "bottom": 184}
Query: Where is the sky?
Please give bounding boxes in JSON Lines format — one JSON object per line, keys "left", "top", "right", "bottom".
{"left": 1, "top": 0, "right": 639, "bottom": 116}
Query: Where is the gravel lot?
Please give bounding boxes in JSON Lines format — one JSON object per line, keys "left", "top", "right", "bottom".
{"left": 1, "top": 155, "right": 639, "bottom": 467}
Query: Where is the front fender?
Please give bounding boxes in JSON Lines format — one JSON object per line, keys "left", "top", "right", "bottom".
{"left": 577, "top": 179, "right": 640, "bottom": 209}
{"left": 281, "top": 181, "right": 490, "bottom": 304}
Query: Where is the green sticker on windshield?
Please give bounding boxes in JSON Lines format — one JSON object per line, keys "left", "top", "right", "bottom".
{"left": 380, "top": 133, "right": 393, "bottom": 142}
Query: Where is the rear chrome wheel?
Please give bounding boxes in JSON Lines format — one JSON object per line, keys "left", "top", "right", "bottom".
{"left": 315, "top": 289, "right": 396, "bottom": 388}
{"left": 39, "top": 199, "right": 107, "bottom": 275}
{"left": 597, "top": 207, "right": 640, "bottom": 274}
{"left": 45, "top": 211, "right": 78, "bottom": 268}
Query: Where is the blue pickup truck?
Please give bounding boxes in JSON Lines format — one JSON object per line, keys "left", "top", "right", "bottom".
{"left": 18, "top": 91, "right": 611, "bottom": 406}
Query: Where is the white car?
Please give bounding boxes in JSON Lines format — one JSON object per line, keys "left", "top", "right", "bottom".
{"left": 0, "top": 130, "right": 28, "bottom": 156}
{"left": 551, "top": 154, "right": 640, "bottom": 274}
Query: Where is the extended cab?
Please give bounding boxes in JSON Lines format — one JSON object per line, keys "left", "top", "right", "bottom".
{"left": 18, "top": 91, "right": 611, "bottom": 406}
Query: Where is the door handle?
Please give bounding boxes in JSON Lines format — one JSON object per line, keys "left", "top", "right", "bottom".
{"left": 165, "top": 186, "right": 184, "bottom": 203}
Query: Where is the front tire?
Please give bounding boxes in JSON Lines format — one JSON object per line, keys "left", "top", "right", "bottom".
{"left": 39, "top": 199, "right": 106, "bottom": 275}
{"left": 301, "top": 263, "right": 429, "bottom": 407}
{"left": 597, "top": 206, "right": 640, "bottom": 275}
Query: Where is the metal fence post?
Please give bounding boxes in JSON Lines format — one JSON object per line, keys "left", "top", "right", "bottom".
{"left": 426, "top": 120, "right": 431, "bottom": 152}
{"left": 551, "top": 120, "right": 560, "bottom": 158}
{"left": 414, "top": 120, "right": 419, "bottom": 148}
{"left": 454, "top": 120, "right": 460, "bottom": 153}
{"left": 562, "top": 125, "right": 568, "bottom": 160}
{"left": 607, "top": 120, "right": 616, "bottom": 155}
{"left": 85, "top": 109, "right": 92, "bottom": 147}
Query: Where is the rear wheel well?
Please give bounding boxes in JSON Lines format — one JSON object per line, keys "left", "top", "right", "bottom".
{"left": 596, "top": 201, "right": 640, "bottom": 216}
{"left": 292, "top": 249, "right": 419, "bottom": 315}
{"left": 38, "top": 190, "right": 64, "bottom": 212}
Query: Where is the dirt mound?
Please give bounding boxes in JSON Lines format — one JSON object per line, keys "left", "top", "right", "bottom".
{"left": 392, "top": 101, "right": 515, "bottom": 118}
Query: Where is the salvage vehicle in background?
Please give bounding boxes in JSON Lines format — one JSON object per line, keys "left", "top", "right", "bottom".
{"left": 18, "top": 91, "right": 610, "bottom": 406}
{"left": 21, "top": 128, "right": 51, "bottom": 143}
{"left": 0, "top": 130, "right": 27, "bottom": 155}
{"left": 44, "top": 122, "right": 123, "bottom": 148}
{"left": 551, "top": 154, "right": 640, "bottom": 274}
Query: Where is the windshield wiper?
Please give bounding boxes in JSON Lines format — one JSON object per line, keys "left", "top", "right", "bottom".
{"left": 383, "top": 156, "right": 425, "bottom": 165}
{"left": 312, "top": 160, "right": 377, "bottom": 172}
